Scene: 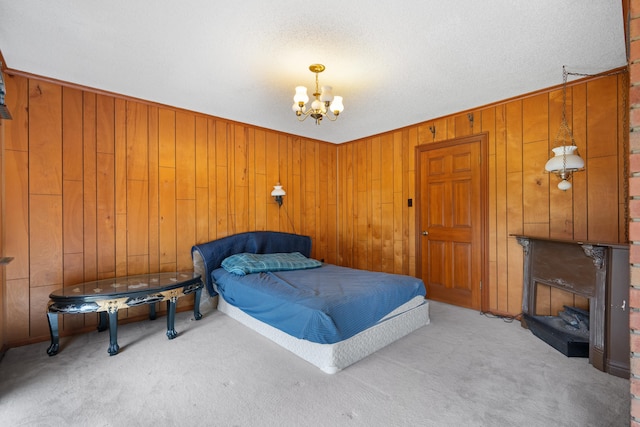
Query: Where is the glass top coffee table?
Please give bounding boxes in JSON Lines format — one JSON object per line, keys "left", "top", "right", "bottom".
{"left": 47, "top": 271, "right": 203, "bottom": 356}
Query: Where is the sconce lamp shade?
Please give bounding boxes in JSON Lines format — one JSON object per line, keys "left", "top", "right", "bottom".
{"left": 271, "top": 183, "right": 286, "bottom": 207}
{"left": 0, "top": 63, "right": 12, "bottom": 120}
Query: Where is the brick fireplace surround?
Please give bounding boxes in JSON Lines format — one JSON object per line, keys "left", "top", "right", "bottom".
{"left": 630, "top": 1, "right": 640, "bottom": 424}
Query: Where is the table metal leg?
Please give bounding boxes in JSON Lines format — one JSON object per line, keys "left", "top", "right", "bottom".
{"left": 149, "top": 303, "right": 157, "bottom": 320}
{"left": 166, "top": 300, "right": 178, "bottom": 339}
{"left": 107, "top": 311, "right": 120, "bottom": 355}
{"left": 193, "top": 287, "right": 203, "bottom": 320}
{"left": 47, "top": 312, "right": 60, "bottom": 356}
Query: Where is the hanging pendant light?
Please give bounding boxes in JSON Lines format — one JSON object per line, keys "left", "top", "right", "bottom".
{"left": 545, "top": 66, "right": 584, "bottom": 191}
{"left": 292, "top": 64, "right": 344, "bottom": 125}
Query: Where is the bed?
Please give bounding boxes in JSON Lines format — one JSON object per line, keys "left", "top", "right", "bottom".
{"left": 191, "top": 231, "right": 430, "bottom": 373}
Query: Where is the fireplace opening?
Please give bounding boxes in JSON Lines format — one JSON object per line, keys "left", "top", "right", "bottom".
{"left": 523, "top": 305, "right": 589, "bottom": 357}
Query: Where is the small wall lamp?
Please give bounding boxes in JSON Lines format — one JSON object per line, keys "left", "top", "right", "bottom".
{"left": 271, "top": 183, "right": 286, "bottom": 207}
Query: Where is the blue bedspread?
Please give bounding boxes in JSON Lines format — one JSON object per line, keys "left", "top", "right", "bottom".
{"left": 212, "top": 264, "right": 426, "bottom": 344}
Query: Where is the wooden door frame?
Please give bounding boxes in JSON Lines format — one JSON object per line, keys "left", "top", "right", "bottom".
{"left": 415, "top": 132, "right": 489, "bottom": 312}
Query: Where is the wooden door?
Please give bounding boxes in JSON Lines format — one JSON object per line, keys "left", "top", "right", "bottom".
{"left": 416, "top": 134, "right": 487, "bottom": 310}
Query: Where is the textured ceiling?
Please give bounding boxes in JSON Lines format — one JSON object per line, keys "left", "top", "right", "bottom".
{"left": 0, "top": 1, "right": 628, "bottom": 144}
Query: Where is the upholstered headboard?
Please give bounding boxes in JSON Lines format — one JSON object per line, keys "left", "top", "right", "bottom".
{"left": 191, "top": 231, "right": 312, "bottom": 297}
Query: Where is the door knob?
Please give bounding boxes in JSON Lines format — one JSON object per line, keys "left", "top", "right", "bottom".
{"left": 422, "top": 231, "right": 429, "bottom": 236}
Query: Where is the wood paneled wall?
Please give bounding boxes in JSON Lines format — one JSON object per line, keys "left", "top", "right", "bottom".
{"left": 2, "top": 73, "right": 337, "bottom": 346}
{"left": 0, "top": 69, "right": 626, "bottom": 347}
{"left": 0, "top": 113, "right": 5, "bottom": 353}
{"left": 337, "top": 72, "right": 627, "bottom": 316}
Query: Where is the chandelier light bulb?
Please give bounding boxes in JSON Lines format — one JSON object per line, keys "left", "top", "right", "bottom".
{"left": 292, "top": 103, "right": 306, "bottom": 113}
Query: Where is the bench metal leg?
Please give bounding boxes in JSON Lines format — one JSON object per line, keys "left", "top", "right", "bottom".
{"left": 166, "top": 300, "right": 178, "bottom": 339}
{"left": 47, "top": 312, "right": 60, "bottom": 356}
{"left": 193, "top": 288, "right": 203, "bottom": 320}
{"left": 107, "top": 311, "right": 120, "bottom": 355}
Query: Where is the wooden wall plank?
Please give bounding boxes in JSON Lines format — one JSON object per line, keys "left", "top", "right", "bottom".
{"left": 96, "top": 152, "right": 116, "bottom": 277}
{"left": 4, "top": 149, "right": 29, "bottom": 280}
{"left": 63, "top": 180, "right": 84, "bottom": 255}
{"left": 29, "top": 80, "right": 62, "bottom": 195}
{"left": 290, "top": 137, "right": 302, "bottom": 234}
{"left": 253, "top": 129, "right": 267, "bottom": 231}
{"left": 587, "top": 77, "right": 618, "bottom": 158}
{"left": 159, "top": 166, "right": 176, "bottom": 264}
{"left": 83, "top": 92, "right": 98, "bottom": 281}
{"left": 265, "top": 132, "right": 279, "bottom": 231}
{"left": 195, "top": 116, "right": 209, "bottom": 188}
{"left": 317, "top": 142, "right": 329, "bottom": 254}
{"left": 522, "top": 93, "right": 549, "bottom": 143}
{"left": 302, "top": 140, "right": 317, "bottom": 239}
{"left": 147, "top": 106, "right": 160, "bottom": 273}
{"left": 194, "top": 116, "right": 209, "bottom": 242}
{"left": 215, "top": 122, "right": 229, "bottom": 237}
{"left": 62, "top": 87, "right": 83, "bottom": 182}
{"left": 494, "top": 105, "right": 509, "bottom": 312}
{"left": 126, "top": 102, "right": 149, "bottom": 182}
{"left": 96, "top": 95, "right": 115, "bottom": 154}
{"left": 522, "top": 140, "right": 549, "bottom": 232}
{"left": 176, "top": 111, "right": 195, "bottom": 200}
{"left": 234, "top": 124, "right": 249, "bottom": 233}
{"left": 114, "top": 99, "right": 127, "bottom": 276}
{"left": 127, "top": 179, "right": 149, "bottom": 257}
{"left": 159, "top": 109, "right": 176, "bottom": 168}
{"left": 587, "top": 155, "right": 619, "bottom": 241}
{"left": 571, "top": 84, "right": 588, "bottom": 241}
{"left": 29, "top": 194, "right": 63, "bottom": 287}
{"left": 176, "top": 199, "right": 196, "bottom": 270}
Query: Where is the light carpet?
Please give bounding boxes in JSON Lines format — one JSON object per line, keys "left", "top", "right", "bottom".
{"left": 0, "top": 301, "right": 629, "bottom": 427}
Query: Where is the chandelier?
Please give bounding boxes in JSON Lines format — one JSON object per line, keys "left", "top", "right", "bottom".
{"left": 544, "top": 66, "right": 585, "bottom": 191}
{"left": 292, "top": 64, "right": 344, "bottom": 125}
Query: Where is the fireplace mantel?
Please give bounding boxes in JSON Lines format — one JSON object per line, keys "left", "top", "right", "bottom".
{"left": 514, "top": 235, "right": 629, "bottom": 378}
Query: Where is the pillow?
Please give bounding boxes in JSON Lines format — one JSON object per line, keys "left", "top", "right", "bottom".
{"left": 221, "top": 252, "right": 322, "bottom": 276}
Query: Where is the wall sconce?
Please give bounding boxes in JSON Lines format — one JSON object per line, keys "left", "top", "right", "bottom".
{"left": 271, "top": 183, "right": 286, "bottom": 207}
{"left": 0, "top": 62, "right": 13, "bottom": 120}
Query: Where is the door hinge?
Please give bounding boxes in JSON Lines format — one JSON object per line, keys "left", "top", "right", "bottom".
{"left": 480, "top": 280, "right": 482, "bottom": 290}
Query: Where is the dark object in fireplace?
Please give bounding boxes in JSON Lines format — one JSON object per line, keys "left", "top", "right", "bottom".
{"left": 523, "top": 306, "right": 589, "bottom": 358}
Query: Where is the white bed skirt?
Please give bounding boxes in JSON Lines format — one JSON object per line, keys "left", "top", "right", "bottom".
{"left": 216, "top": 296, "right": 430, "bottom": 374}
